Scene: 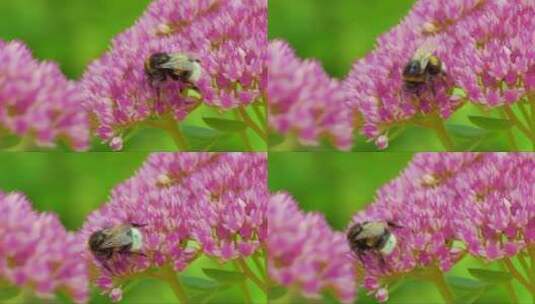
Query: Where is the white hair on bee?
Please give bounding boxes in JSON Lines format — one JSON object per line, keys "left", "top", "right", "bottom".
{"left": 130, "top": 227, "right": 144, "bottom": 251}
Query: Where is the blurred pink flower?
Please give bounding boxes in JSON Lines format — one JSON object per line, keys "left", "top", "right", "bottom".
{"left": 268, "top": 40, "right": 353, "bottom": 150}
{"left": 82, "top": 0, "right": 266, "bottom": 149}
{"left": 79, "top": 152, "right": 267, "bottom": 300}
{"left": 268, "top": 192, "right": 356, "bottom": 303}
{"left": 0, "top": 191, "right": 88, "bottom": 303}
{"left": 0, "top": 40, "right": 89, "bottom": 150}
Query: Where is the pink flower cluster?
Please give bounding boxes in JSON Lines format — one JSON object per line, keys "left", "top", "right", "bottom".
{"left": 79, "top": 152, "right": 267, "bottom": 300}
{"left": 0, "top": 191, "right": 88, "bottom": 303}
{"left": 268, "top": 192, "right": 356, "bottom": 303}
{"left": 268, "top": 40, "right": 353, "bottom": 150}
{"left": 82, "top": 0, "right": 267, "bottom": 149}
{"left": 0, "top": 40, "right": 89, "bottom": 150}
{"left": 349, "top": 153, "right": 535, "bottom": 301}
{"left": 344, "top": 0, "right": 535, "bottom": 148}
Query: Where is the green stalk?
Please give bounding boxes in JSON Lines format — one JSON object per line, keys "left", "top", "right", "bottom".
{"left": 234, "top": 262, "right": 253, "bottom": 304}
{"left": 253, "top": 102, "right": 267, "bottom": 130}
{"left": 159, "top": 266, "right": 189, "bottom": 304}
{"left": 234, "top": 109, "right": 253, "bottom": 151}
{"left": 500, "top": 111, "right": 520, "bottom": 150}
{"left": 428, "top": 114, "right": 454, "bottom": 151}
{"left": 503, "top": 105, "right": 535, "bottom": 145}
{"left": 428, "top": 267, "right": 455, "bottom": 304}
{"left": 501, "top": 261, "right": 520, "bottom": 304}
{"left": 503, "top": 257, "right": 535, "bottom": 295}
{"left": 239, "top": 107, "right": 267, "bottom": 141}
{"left": 161, "top": 115, "right": 189, "bottom": 150}
{"left": 252, "top": 254, "right": 267, "bottom": 280}
{"left": 517, "top": 102, "right": 532, "bottom": 129}
{"left": 237, "top": 258, "right": 267, "bottom": 293}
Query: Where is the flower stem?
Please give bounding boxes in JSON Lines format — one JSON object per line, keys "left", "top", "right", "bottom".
{"left": 500, "top": 261, "right": 520, "bottom": 304}
{"left": 234, "top": 110, "right": 253, "bottom": 151}
{"left": 253, "top": 101, "right": 267, "bottom": 130}
{"left": 239, "top": 106, "right": 267, "bottom": 141}
{"left": 517, "top": 102, "right": 532, "bottom": 129}
{"left": 234, "top": 262, "right": 253, "bottom": 304}
{"left": 160, "top": 266, "right": 189, "bottom": 304}
{"left": 429, "top": 114, "right": 454, "bottom": 151}
{"left": 503, "top": 105, "right": 535, "bottom": 144}
{"left": 161, "top": 115, "right": 189, "bottom": 150}
{"left": 503, "top": 257, "right": 535, "bottom": 295}
{"left": 428, "top": 267, "right": 454, "bottom": 304}
{"left": 252, "top": 253, "right": 266, "bottom": 280}
{"left": 237, "top": 257, "right": 267, "bottom": 293}
{"left": 500, "top": 111, "right": 520, "bottom": 150}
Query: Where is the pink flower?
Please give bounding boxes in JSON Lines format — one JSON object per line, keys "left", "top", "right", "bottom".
{"left": 268, "top": 40, "right": 353, "bottom": 150}
{"left": 349, "top": 153, "right": 535, "bottom": 301}
{"left": 345, "top": 0, "right": 534, "bottom": 147}
{"left": 82, "top": 0, "right": 267, "bottom": 148}
{"left": 79, "top": 152, "right": 267, "bottom": 300}
{"left": 0, "top": 191, "right": 89, "bottom": 303}
{"left": 0, "top": 40, "right": 89, "bottom": 151}
{"left": 268, "top": 192, "right": 356, "bottom": 303}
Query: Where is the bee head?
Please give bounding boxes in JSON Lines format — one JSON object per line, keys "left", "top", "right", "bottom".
{"left": 403, "top": 60, "right": 423, "bottom": 77}
{"left": 149, "top": 52, "right": 171, "bottom": 67}
{"left": 88, "top": 230, "right": 107, "bottom": 252}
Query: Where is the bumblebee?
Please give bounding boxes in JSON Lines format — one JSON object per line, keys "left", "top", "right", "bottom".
{"left": 144, "top": 52, "right": 201, "bottom": 88}
{"left": 402, "top": 46, "right": 444, "bottom": 93}
{"left": 88, "top": 223, "right": 146, "bottom": 272}
{"left": 347, "top": 221, "right": 400, "bottom": 266}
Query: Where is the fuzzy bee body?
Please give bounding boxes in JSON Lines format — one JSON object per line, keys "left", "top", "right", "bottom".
{"left": 347, "top": 221, "right": 399, "bottom": 268}
{"left": 88, "top": 223, "right": 145, "bottom": 272}
{"left": 402, "top": 47, "right": 444, "bottom": 93}
{"left": 144, "top": 52, "right": 201, "bottom": 88}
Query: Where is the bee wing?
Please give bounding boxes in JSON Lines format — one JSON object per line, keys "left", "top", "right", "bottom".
{"left": 158, "top": 53, "right": 195, "bottom": 72}
{"left": 354, "top": 222, "right": 386, "bottom": 240}
{"left": 100, "top": 225, "right": 132, "bottom": 248}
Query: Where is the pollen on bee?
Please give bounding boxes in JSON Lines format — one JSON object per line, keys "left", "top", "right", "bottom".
{"left": 420, "top": 173, "right": 439, "bottom": 187}
{"left": 422, "top": 22, "right": 439, "bottom": 34}
{"left": 155, "top": 23, "right": 173, "bottom": 36}
{"left": 156, "top": 174, "right": 172, "bottom": 187}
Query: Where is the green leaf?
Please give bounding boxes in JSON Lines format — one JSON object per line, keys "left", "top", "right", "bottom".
{"left": 468, "top": 268, "right": 513, "bottom": 284}
{"left": 448, "top": 276, "right": 489, "bottom": 291}
{"left": 268, "top": 286, "right": 287, "bottom": 300}
{"left": 446, "top": 124, "right": 488, "bottom": 140}
{"left": 203, "top": 117, "right": 247, "bottom": 133}
{"left": 181, "top": 275, "right": 220, "bottom": 290}
{"left": 0, "top": 286, "right": 20, "bottom": 300}
{"left": 181, "top": 125, "right": 227, "bottom": 151}
{"left": 268, "top": 133, "right": 285, "bottom": 147}
{"left": 454, "top": 289, "right": 486, "bottom": 304}
{"left": 468, "top": 116, "right": 513, "bottom": 131}
{"left": 0, "top": 135, "right": 22, "bottom": 149}
{"left": 202, "top": 268, "right": 246, "bottom": 284}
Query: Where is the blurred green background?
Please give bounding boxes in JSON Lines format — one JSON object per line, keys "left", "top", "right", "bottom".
{"left": 0, "top": 1, "right": 266, "bottom": 152}
{"left": 0, "top": 153, "right": 265, "bottom": 304}
{"left": 269, "top": 153, "right": 531, "bottom": 303}
{"left": 269, "top": 0, "right": 533, "bottom": 152}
